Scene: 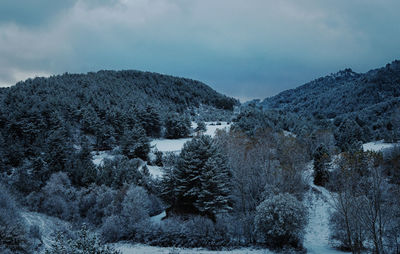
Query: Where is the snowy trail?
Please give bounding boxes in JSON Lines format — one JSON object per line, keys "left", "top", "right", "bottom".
{"left": 22, "top": 211, "right": 72, "bottom": 253}
{"left": 303, "top": 164, "right": 348, "bottom": 254}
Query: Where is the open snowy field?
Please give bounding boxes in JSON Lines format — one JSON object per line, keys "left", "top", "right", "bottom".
{"left": 114, "top": 243, "right": 273, "bottom": 254}
{"left": 151, "top": 122, "right": 230, "bottom": 153}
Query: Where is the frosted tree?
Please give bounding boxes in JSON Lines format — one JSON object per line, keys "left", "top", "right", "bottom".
{"left": 162, "top": 135, "right": 232, "bottom": 220}
{"left": 254, "top": 193, "right": 307, "bottom": 248}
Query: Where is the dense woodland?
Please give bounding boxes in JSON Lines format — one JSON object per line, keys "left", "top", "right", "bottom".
{"left": 1, "top": 62, "right": 400, "bottom": 254}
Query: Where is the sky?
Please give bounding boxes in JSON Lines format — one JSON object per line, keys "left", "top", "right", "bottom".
{"left": 0, "top": 0, "right": 399, "bottom": 101}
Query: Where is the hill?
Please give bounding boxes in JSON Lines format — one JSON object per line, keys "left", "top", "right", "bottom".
{"left": 0, "top": 70, "right": 238, "bottom": 169}
{"left": 254, "top": 60, "right": 400, "bottom": 148}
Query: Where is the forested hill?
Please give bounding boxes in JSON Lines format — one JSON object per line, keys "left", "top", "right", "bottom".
{"left": 262, "top": 60, "right": 400, "bottom": 118}
{"left": 257, "top": 60, "right": 400, "bottom": 146}
{"left": 0, "top": 70, "right": 238, "bottom": 168}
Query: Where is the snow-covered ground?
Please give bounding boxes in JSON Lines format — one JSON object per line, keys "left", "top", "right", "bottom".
{"left": 147, "top": 165, "right": 164, "bottom": 178}
{"left": 114, "top": 243, "right": 273, "bottom": 254}
{"left": 203, "top": 122, "right": 230, "bottom": 137}
{"left": 151, "top": 122, "right": 230, "bottom": 153}
{"left": 22, "top": 211, "right": 72, "bottom": 253}
{"left": 151, "top": 138, "right": 192, "bottom": 153}
{"left": 303, "top": 163, "right": 348, "bottom": 254}
{"left": 363, "top": 140, "right": 399, "bottom": 152}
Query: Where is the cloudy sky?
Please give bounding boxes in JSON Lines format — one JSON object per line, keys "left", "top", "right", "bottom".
{"left": 0, "top": 0, "right": 399, "bottom": 101}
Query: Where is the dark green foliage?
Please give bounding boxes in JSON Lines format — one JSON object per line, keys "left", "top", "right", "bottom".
{"left": 313, "top": 144, "right": 330, "bottom": 186}
{"left": 164, "top": 113, "right": 191, "bottom": 139}
{"left": 68, "top": 143, "right": 97, "bottom": 187}
{"left": 96, "top": 157, "right": 143, "bottom": 188}
{"left": 195, "top": 120, "right": 206, "bottom": 132}
{"left": 138, "top": 106, "right": 162, "bottom": 138}
{"left": 154, "top": 149, "right": 163, "bottom": 166}
{"left": 162, "top": 135, "right": 232, "bottom": 219}
{"left": 121, "top": 125, "right": 150, "bottom": 160}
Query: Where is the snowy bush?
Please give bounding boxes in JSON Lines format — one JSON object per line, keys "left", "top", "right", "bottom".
{"left": 101, "top": 185, "right": 150, "bottom": 242}
{"left": 37, "top": 172, "right": 79, "bottom": 221}
{"left": 254, "top": 193, "right": 307, "bottom": 249}
{"left": 135, "top": 216, "right": 232, "bottom": 249}
{"left": 45, "top": 225, "right": 121, "bottom": 254}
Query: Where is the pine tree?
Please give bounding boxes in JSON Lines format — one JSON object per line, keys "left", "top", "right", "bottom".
{"left": 164, "top": 113, "right": 191, "bottom": 139}
{"left": 313, "top": 144, "right": 330, "bottom": 186}
{"left": 162, "top": 135, "right": 232, "bottom": 219}
{"left": 196, "top": 153, "right": 232, "bottom": 216}
{"left": 121, "top": 125, "right": 150, "bottom": 160}
{"left": 195, "top": 120, "right": 207, "bottom": 133}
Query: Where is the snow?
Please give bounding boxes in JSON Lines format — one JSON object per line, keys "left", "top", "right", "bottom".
{"left": 151, "top": 138, "right": 192, "bottom": 153}
{"left": 283, "top": 130, "right": 296, "bottom": 138}
{"left": 92, "top": 151, "right": 115, "bottom": 166}
{"left": 150, "top": 211, "right": 166, "bottom": 224}
{"left": 303, "top": 163, "right": 348, "bottom": 254}
{"left": 151, "top": 122, "right": 230, "bottom": 153}
{"left": 114, "top": 243, "right": 272, "bottom": 254}
{"left": 147, "top": 165, "right": 164, "bottom": 178}
{"left": 203, "top": 122, "right": 230, "bottom": 137}
{"left": 362, "top": 140, "right": 399, "bottom": 152}
{"left": 22, "top": 211, "right": 72, "bottom": 253}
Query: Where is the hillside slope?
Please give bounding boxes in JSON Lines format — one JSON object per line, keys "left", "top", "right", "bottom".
{"left": 257, "top": 60, "right": 400, "bottom": 146}
{"left": 262, "top": 60, "right": 400, "bottom": 118}
{"left": 0, "top": 70, "right": 237, "bottom": 170}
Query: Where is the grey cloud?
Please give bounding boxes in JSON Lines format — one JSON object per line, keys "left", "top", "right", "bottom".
{"left": 0, "top": 0, "right": 399, "bottom": 99}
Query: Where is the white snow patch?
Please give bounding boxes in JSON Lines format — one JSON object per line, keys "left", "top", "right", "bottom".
{"left": 151, "top": 138, "right": 192, "bottom": 153}
{"left": 362, "top": 140, "right": 399, "bottom": 152}
{"left": 151, "top": 122, "right": 230, "bottom": 153}
{"left": 204, "top": 122, "right": 230, "bottom": 137}
{"left": 114, "top": 243, "right": 272, "bottom": 254}
{"left": 147, "top": 165, "right": 164, "bottom": 178}
{"left": 283, "top": 130, "right": 296, "bottom": 138}
{"left": 92, "top": 151, "right": 115, "bottom": 166}
{"left": 150, "top": 211, "right": 166, "bottom": 224}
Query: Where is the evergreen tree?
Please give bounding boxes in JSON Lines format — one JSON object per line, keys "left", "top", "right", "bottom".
{"left": 164, "top": 113, "right": 191, "bottom": 139}
{"left": 162, "top": 135, "right": 232, "bottom": 219}
{"left": 196, "top": 153, "right": 232, "bottom": 216}
{"left": 313, "top": 144, "right": 330, "bottom": 186}
{"left": 69, "top": 143, "right": 97, "bottom": 187}
{"left": 121, "top": 125, "right": 150, "bottom": 161}
{"left": 195, "top": 120, "right": 207, "bottom": 133}
{"left": 43, "top": 126, "right": 73, "bottom": 177}
{"left": 140, "top": 106, "right": 162, "bottom": 138}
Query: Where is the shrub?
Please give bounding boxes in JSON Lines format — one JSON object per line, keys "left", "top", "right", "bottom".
{"left": 45, "top": 225, "right": 121, "bottom": 254}
{"left": 135, "top": 216, "right": 231, "bottom": 249}
{"left": 37, "top": 172, "right": 79, "bottom": 221}
{"left": 254, "top": 193, "right": 307, "bottom": 249}
{"left": 101, "top": 185, "right": 150, "bottom": 242}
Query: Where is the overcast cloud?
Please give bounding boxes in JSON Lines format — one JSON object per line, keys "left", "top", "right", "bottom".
{"left": 0, "top": 0, "right": 399, "bottom": 100}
